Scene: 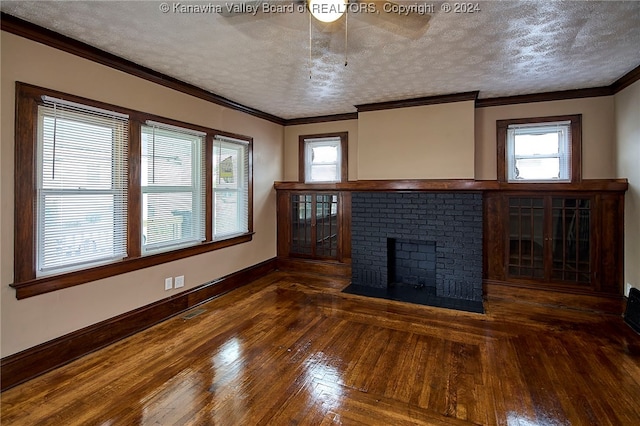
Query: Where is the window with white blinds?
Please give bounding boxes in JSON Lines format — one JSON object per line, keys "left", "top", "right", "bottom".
{"left": 506, "top": 121, "right": 572, "bottom": 182}
{"left": 141, "top": 122, "right": 206, "bottom": 253}
{"left": 15, "top": 83, "right": 255, "bottom": 296}
{"left": 213, "top": 136, "right": 249, "bottom": 238}
{"left": 36, "top": 97, "right": 128, "bottom": 276}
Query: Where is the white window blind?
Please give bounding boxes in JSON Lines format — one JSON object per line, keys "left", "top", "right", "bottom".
{"left": 213, "top": 135, "right": 249, "bottom": 238}
{"left": 141, "top": 122, "right": 206, "bottom": 253}
{"left": 37, "top": 97, "right": 128, "bottom": 276}
{"left": 304, "top": 137, "right": 341, "bottom": 183}
{"left": 507, "top": 121, "right": 571, "bottom": 182}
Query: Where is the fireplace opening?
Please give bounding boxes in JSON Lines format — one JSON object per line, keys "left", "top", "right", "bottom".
{"left": 388, "top": 238, "right": 436, "bottom": 288}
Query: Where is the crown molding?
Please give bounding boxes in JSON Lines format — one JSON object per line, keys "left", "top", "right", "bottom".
{"left": 0, "top": 12, "right": 286, "bottom": 125}
{"left": 3, "top": 12, "right": 639, "bottom": 125}
{"left": 355, "top": 91, "right": 479, "bottom": 113}
{"left": 611, "top": 63, "right": 640, "bottom": 94}
{"left": 476, "top": 63, "right": 640, "bottom": 108}
{"left": 284, "top": 112, "right": 359, "bottom": 126}
{"left": 474, "top": 86, "right": 615, "bottom": 108}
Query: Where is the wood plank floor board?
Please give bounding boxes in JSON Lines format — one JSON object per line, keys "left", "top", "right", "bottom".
{"left": 338, "top": 324, "right": 385, "bottom": 394}
{"left": 2, "top": 271, "right": 639, "bottom": 425}
{"left": 329, "top": 382, "right": 477, "bottom": 426}
{"left": 252, "top": 315, "right": 369, "bottom": 423}
{"left": 409, "top": 335, "right": 433, "bottom": 409}
{"left": 486, "top": 339, "right": 535, "bottom": 426}
{"left": 513, "top": 335, "right": 571, "bottom": 425}
{"left": 559, "top": 340, "right": 622, "bottom": 425}
{"left": 387, "top": 332, "right": 423, "bottom": 403}
{"left": 423, "top": 338, "right": 450, "bottom": 415}
{"left": 368, "top": 328, "right": 403, "bottom": 394}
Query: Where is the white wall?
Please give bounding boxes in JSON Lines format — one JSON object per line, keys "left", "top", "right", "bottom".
{"left": 615, "top": 80, "right": 640, "bottom": 296}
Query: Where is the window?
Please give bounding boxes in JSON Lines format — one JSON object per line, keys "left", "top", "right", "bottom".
{"left": 141, "top": 122, "right": 206, "bottom": 253}
{"left": 13, "top": 83, "right": 253, "bottom": 299}
{"left": 497, "top": 115, "right": 582, "bottom": 183}
{"left": 36, "top": 96, "right": 128, "bottom": 276}
{"left": 507, "top": 121, "right": 571, "bottom": 182}
{"left": 304, "top": 137, "right": 341, "bottom": 183}
{"left": 299, "top": 132, "right": 348, "bottom": 183}
{"left": 213, "top": 136, "right": 249, "bottom": 238}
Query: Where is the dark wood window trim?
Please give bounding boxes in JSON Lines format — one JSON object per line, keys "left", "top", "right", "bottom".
{"left": 298, "top": 132, "right": 348, "bottom": 183}
{"left": 497, "top": 114, "right": 582, "bottom": 184}
{"left": 12, "top": 82, "right": 253, "bottom": 299}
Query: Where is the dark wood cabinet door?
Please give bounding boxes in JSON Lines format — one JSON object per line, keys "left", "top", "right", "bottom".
{"left": 506, "top": 195, "right": 600, "bottom": 290}
{"left": 290, "top": 193, "right": 313, "bottom": 256}
{"left": 507, "top": 196, "right": 546, "bottom": 280}
{"left": 549, "top": 197, "right": 593, "bottom": 285}
{"left": 289, "top": 192, "right": 340, "bottom": 260}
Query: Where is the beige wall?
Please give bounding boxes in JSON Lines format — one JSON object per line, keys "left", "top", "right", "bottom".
{"left": 284, "top": 96, "right": 625, "bottom": 181}
{"left": 358, "top": 101, "right": 476, "bottom": 180}
{"left": 283, "top": 120, "right": 359, "bottom": 181}
{"left": 1, "top": 29, "right": 630, "bottom": 360}
{"left": 0, "top": 32, "right": 283, "bottom": 357}
{"left": 475, "top": 97, "right": 617, "bottom": 180}
{"left": 615, "top": 80, "right": 640, "bottom": 296}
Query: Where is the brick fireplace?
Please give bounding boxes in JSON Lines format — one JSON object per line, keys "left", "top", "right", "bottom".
{"left": 348, "top": 192, "right": 483, "bottom": 312}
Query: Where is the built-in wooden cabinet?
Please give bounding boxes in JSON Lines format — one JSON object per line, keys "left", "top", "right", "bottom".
{"left": 507, "top": 196, "right": 593, "bottom": 284}
{"left": 276, "top": 189, "right": 351, "bottom": 275}
{"left": 485, "top": 190, "right": 625, "bottom": 296}
{"left": 289, "top": 192, "right": 340, "bottom": 259}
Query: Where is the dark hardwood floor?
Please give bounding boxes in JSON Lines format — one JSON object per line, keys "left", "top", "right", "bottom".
{"left": 1, "top": 271, "right": 639, "bottom": 425}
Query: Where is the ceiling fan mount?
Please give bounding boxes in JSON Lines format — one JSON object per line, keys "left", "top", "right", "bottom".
{"left": 220, "top": 0, "right": 433, "bottom": 38}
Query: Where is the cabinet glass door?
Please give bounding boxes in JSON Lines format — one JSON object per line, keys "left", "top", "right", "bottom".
{"left": 291, "top": 194, "right": 313, "bottom": 256}
{"left": 508, "top": 197, "right": 545, "bottom": 279}
{"left": 314, "top": 194, "right": 339, "bottom": 258}
{"left": 551, "top": 197, "right": 591, "bottom": 284}
{"left": 290, "top": 193, "right": 339, "bottom": 259}
{"left": 507, "top": 196, "right": 592, "bottom": 285}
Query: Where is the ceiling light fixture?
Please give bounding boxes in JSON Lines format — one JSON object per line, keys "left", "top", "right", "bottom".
{"left": 308, "top": 0, "right": 347, "bottom": 23}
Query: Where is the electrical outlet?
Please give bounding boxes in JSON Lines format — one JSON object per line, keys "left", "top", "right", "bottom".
{"left": 164, "top": 277, "right": 173, "bottom": 291}
{"left": 175, "top": 275, "right": 185, "bottom": 288}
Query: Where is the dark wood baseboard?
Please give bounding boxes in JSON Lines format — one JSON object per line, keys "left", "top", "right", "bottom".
{"left": 484, "top": 279, "right": 625, "bottom": 315}
{"left": 276, "top": 257, "right": 351, "bottom": 278}
{"left": 0, "top": 258, "right": 277, "bottom": 392}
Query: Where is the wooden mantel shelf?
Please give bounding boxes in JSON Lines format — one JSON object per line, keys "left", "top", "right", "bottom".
{"left": 274, "top": 179, "right": 629, "bottom": 192}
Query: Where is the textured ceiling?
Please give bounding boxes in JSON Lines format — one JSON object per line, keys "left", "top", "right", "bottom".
{"left": 2, "top": 1, "right": 639, "bottom": 119}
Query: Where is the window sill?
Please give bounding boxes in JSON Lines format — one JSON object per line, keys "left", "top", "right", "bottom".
{"left": 506, "top": 179, "right": 572, "bottom": 184}
{"left": 11, "top": 233, "right": 254, "bottom": 300}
